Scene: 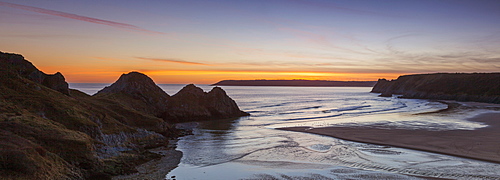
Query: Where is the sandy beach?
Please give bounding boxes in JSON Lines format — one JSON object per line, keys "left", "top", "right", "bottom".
{"left": 279, "top": 112, "right": 500, "bottom": 164}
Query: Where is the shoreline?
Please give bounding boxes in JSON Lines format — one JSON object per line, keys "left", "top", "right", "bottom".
{"left": 112, "top": 141, "right": 183, "bottom": 180}
{"left": 278, "top": 112, "right": 500, "bottom": 164}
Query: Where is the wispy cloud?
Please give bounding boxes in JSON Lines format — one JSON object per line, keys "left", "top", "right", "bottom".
{"left": 384, "top": 33, "right": 422, "bottom": 56}
{"left": 279, "top": 27, "right": 372, "bottom": 55}
{"left": 135, "top": 57, "right": 210, "bottom": 66}
{"left": 0, "top": 1, "right": 164, "bottom": 35}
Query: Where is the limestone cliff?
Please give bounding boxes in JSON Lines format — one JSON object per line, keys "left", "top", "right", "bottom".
{"left": 371, "top": 73, "right": 500, "bottom": 103}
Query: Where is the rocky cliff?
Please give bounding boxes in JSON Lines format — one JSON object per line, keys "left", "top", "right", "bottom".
{"left": 95, "top": 73, "right": 249, "bottom": 123}
{"left": 371, "top": 73, "right": 500, "bottom": 103}
{"left": 0, "top": 52, "right": 177, "bottom": 179}
{"left": 162, "top": 85, "right": 250, "bottom": 122}
{"left": 0, "top": 51, "right": 248, "bottom": 179}
{"left": 95, "top": 72, "right": 170, "bottom": 118}
{"left": 0, "top": 52, "right": 70, "bottom": 95}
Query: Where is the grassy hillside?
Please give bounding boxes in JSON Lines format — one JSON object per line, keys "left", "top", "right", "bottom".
{"left": 0, "top": 52, "right": 177, "bottom": 179}
{"left": 1, "top": 51, "right": 249, "bottom": 179}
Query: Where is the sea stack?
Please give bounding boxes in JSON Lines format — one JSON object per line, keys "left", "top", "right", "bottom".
{"left": 95, "top": 71, "right": 170, "bottom": 117}
{"left": 162, "top": 84, "right": 250, "bottom": 122}
{"left": 95, "top": 72, "right": 249, "bottom": 123}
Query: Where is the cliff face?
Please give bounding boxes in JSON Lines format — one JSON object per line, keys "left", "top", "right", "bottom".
{"left": 0, "top": 51, "right": 248, "bottom": 179}
{"left": 371, "top": 73, "right": 500, "bottom": 103}
{"left": 0, "top": 52, "right": 176, "bottom": 179}
{"left": 0, "top": 52, "right": 70, "bottom": 95}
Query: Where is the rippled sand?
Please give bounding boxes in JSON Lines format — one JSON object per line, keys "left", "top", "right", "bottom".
{"left": 280, "top": 112, "right": 500, "bottom": 179}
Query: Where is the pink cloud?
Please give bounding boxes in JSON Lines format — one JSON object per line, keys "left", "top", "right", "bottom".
{"left": 0, "top": 1, "right": 165, "bottom": 35}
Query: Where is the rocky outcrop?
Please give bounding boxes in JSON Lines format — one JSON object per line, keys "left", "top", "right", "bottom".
{"left": 162, "top": 85, "right": 249, "bottom": 122}
{"left": 95, "top": 72, "right": 170, "bottom": 117}
{"left": 371, "top": 73, "right": 500, "bottom": 103}
{"left": 0, "top": 51, "right": 69, "bottom": 95}
{"left": 95, "top": 74, "right": 249, "bottom": 123}
{"left": 205, "top": 87, "right": 249, "bottom": 117}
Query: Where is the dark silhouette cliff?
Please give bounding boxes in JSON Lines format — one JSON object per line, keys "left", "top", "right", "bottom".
{"left": 162, "top": 85, "right": 249, "bottom": 122}
{"left": 0, "top": 51, "right": 248, "bottom": 179}
{"left": 371, "top": 73, "right": 500, "bottom": 103}
{"left": 0, "top": 51, "right": 178, "bottom": 179}
{"left": 95, "top": 72, "right": 170, "bottom": 118}
{"left": 0, "top": 51, "right": 69, "bottom": 95}
{"left": 95, "top": 73, "right": 249, "bottom": 123}
{"left": 212, "top": 80, "right": 377, "bottom": 87}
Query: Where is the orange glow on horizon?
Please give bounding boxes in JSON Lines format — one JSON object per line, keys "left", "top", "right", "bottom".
{"left": 52, "top": 68, "right": 401, "bottom": 84}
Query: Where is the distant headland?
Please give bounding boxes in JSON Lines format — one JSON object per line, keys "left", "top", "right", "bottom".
{"left": 371, "top": 73, "right": 500, "bottom": 103}
{"left": 212, "top": 80, "right": 377, "bottom": 87}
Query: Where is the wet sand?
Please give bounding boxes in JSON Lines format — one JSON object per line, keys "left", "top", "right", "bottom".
{"left": 279, "top": 112, "right": 500, "bottom": 164}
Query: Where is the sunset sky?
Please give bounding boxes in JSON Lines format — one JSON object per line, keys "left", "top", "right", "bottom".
{"left": 1, "top": 0, "right": 499, "bottom": 84}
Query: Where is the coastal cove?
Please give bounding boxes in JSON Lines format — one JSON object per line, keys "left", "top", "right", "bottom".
{"left": 76, "top": 84, "right": 500, "bottom": 179}
{"left": 2, "top": 52, "right": 499, "bottom": 179}
{"left": 2, "top": 1, "right": 500, "bottom": 179}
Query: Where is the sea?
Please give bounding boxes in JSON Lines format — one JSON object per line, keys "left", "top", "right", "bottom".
{"left": 70, "top": 83, "right": 500, "bottom": 180}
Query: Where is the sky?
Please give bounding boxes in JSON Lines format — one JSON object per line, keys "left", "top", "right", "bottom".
{"left": 0, "top": 0, "right": 499, "bottom": 84}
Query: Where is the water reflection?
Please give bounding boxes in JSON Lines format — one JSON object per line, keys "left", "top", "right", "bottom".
{"left": 198, "top": 117, "right": 240, "bottom": 132}
{"left": 167, "top": 86, "right": 500, "bottom": 180}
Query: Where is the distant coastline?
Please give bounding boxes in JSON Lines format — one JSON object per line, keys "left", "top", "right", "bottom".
{"left": 371, "top": 73, "right": 500, "bottom": 104}
{"left": 212, "top": 80, "right": 377, "bottom": 87}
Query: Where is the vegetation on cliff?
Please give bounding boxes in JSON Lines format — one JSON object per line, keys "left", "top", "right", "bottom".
{"left": 0, "top": 51, "right": 248, "bottom": 179}
{"left": 371, "top": 73, "right": 500, "bottom": 103}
